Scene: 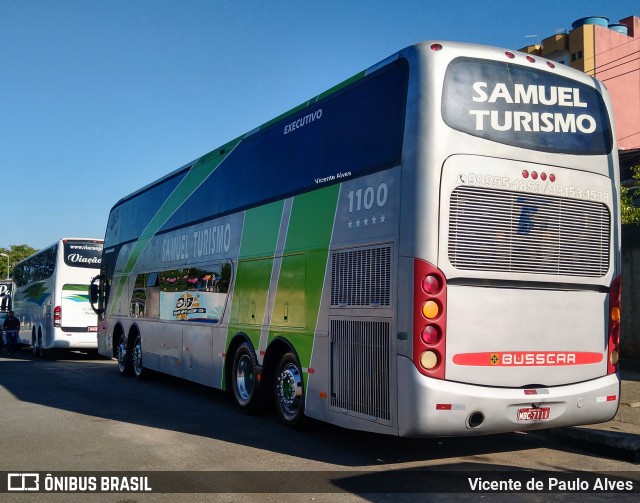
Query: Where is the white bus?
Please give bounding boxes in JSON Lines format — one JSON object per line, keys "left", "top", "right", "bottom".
{"left": 92, "top": 41, "right": 621, "bottom": 436}
{"left": 13, "top": 238, "right": 104, "bottom": 357}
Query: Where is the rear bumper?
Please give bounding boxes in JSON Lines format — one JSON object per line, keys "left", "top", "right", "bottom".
{"left": 52, "top": 332, "right": 98, "bottom": 349}
{"left": 397, "top": 356, "right": 620, "bottom": 437}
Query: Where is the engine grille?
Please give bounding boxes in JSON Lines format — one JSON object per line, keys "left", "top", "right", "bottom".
{"left": 448, "top": 185, "right": 610, "bottom": 277}
{"left": 330, "top": 319, "right": 391, "bottom": 422}
{"left": 330, "top": 246, "right": 391, "bottom": 307}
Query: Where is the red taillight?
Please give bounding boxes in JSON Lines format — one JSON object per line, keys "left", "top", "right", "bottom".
{"left": 54, "top": 306, "right": 61, "bottom": 327}
{"left": 430, "top": 43, "right": 443, "bottom": 51}
{"left": 414, "top": 259, "right": 447, "bottom": 379}
{"left": 422, "top": 275, "right": 441, "bottom": 295}
{"left": 607, "top": 276, "right": 621, "bottom": 374}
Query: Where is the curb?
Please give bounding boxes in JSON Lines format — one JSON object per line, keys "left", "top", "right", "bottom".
{"left": 536, "top": 426, "right": 640, "bottom": 462}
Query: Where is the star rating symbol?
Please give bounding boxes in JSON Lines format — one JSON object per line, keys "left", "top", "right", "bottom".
{"left": 346, "top": 214, "right": 388, "bottom": 229}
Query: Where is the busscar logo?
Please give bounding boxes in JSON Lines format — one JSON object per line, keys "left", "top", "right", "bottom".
{"left": 8, "top": 473, "right": 40, "bottom": 491}
{"left": 453, "top": 351, "right": 603, "bottom": 366}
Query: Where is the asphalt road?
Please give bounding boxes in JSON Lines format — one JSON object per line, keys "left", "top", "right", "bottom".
{"left": 0, "top": 348, "right": 638, "bottom": 502}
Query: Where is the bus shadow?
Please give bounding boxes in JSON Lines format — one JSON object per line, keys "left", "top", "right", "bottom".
{"left": 0, "top": 348, "right": 621, "bottom": 468}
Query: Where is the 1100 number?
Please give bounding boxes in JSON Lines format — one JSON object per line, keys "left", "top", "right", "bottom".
{"left": 347, "top": 183, "right": 388, "bottom": 213}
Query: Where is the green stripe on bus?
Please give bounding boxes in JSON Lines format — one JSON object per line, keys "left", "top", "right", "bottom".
{"left": 62, "top": 284, "right": 88, "bottom": 291}
{"left": 269, "top": 184, "right": 340, "bottom": 368}
{"left": 108, "top": 141, "right": 241, "bottom": 315}
{"left": 225, "top": 200, "right": 286, "bottom": 367}
{"left": 238, "top": 200, "right": 284, "bottom": 259}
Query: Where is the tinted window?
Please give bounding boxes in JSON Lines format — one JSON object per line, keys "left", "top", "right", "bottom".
{"left": 107, "top": 60, "right": 408, "bottom": 245}
{"left": 13, "top": 245, "right": 58, "bottom": 286}
{"left": 131, "top": 262, "right": 231, "bottom": 323}
{"left": 163, "top": 59, "right": 408, "bottom": 232}
{"left": 442, "top": 57, "right": 613, "bottom": 155}
{"left": 105, "top": 170, "right": 187, "bottom": 247}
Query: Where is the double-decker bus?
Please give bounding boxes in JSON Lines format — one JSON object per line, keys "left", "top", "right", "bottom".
{"left": 91, "top": 41, "right": 621, "bottom": 436}
{"left": 13, "top": 238, "right": 103, "bottom": 357}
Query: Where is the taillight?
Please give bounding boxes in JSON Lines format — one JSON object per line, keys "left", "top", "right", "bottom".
{"left": 414, "top": 259, "right": 447, "bottom": 379}
{"left": 54, "top": 306, "right": 61, "bottom": 327}
{"left": 607, "top": 276, "right": 621, "bottom": 374}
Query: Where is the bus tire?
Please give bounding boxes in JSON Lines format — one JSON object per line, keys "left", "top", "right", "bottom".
{"left": 37, "top": 333, "right": 47, "bottom": 359}
{"left": 117, "top": 334, "right": 134, "bottom": 377}
{"left": 32, "top": 333, "right": 38, "bottom": 357}
{"left": 274, "top": 352, "right": 306, "bottom": 428}
{"left": 231, "top": 342, "right": 262, "bottom": 414}
{"left": 132, "top": 334, "right": 149, "bottom": 380}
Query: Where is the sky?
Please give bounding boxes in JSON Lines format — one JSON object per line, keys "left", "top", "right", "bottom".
{"left": 1, "top": 0, "right": 637, "bottom": 250}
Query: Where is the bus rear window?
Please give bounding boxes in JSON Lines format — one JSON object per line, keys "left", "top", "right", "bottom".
{"left": 64, "top": 241, "right": 103, "bottom": 268}
{"left": 442, "top": 57, "right": 613, "bottom": 155}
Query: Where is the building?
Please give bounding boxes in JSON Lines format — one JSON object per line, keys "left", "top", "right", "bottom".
{"left": 520, "top": 15, "right": 640, "bottom": 154}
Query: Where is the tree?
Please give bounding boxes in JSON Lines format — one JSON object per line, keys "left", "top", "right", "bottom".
{"left": 0, "top": 244, "right": 39, "bottom": 278}
{"left": 621, "top": 164, "right": 640, "bottom": 224}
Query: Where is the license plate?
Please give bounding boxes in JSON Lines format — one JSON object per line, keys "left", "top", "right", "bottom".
{"left": 517, "top": 407, "right": 550, "bottom": 421}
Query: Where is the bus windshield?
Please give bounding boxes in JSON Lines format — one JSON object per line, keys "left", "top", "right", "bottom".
{"left": 63, "top": 240, "right": 103, "bottom": 268}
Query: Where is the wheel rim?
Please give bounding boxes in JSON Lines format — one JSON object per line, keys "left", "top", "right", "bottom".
{"left": 235, "top": 354, "right": 254, "bottom": 402}
{"left": 133, "top": 338, "right": 143, "bottom": 375}
{"left": 276, "top": 362, "right": 303, "bottom": 417}
{"left": 117, "top": 338, "right": 128, "bottom": 372}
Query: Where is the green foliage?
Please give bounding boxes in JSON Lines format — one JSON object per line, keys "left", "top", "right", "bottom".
{"left": 621, "top": 164, "right": 640, "bottom": 224}
{"left": 0, "top": 244, "right": 39, "bottom": 278}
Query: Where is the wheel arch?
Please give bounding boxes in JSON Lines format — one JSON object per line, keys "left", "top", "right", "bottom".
{"left": 112, "top": 322, "right": 126, "bottom": 358}
{"left": 224, "top": 332, "right": 254, "bottom": 391}
{"left": 263, "top": 336, "right": 299, "bottom": 392}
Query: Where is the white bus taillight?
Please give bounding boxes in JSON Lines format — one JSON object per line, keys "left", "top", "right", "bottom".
{"left": 54, "top": 306, "right": 62, "bottom": 327}
{"left": 607, "top": 276, "right": 621, "bottom": 374}
{"left": 414, "top": 260, "right": 447, "bottom": 379}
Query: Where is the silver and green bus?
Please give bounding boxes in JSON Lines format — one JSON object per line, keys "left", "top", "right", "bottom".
{"left": 91, "top": 41, "right": 621, "bottom": 436}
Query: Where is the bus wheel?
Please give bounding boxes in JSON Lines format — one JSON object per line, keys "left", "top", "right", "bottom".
{"left": 32, "top": 334, "right": 38, "bottom": 357}
{"left": 117, "top": 335, "right": 134, "bottom": 377}
{"left": 132, "top": 335, "right": 149, "bottom": 380}
{"left": 37, "top": 334, "right": 47, "bottom": 359}
{"left": 231, "top": 342, "right": 261, "bottom": 413}
{"left": 274, "top": 352, "right": 306, "bottom": 428}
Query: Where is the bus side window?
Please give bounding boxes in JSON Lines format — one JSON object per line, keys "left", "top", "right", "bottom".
{"left": 157, "top": 262, "right": 231, "bottom": 323}
{"left": 130, "top": 274, "right": 148, "bottom": 318}
{"left": 146, "top": 273, "right": 160, "bottom": 319}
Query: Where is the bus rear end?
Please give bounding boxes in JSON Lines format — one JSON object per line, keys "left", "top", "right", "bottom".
{"left": 399, "top": 42, "right": 620, "bottom": 436}
{"left": 51, "top": 239, "right": 103, "bottom": 351}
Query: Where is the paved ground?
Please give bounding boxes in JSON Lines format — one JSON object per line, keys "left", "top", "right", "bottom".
{"left": 538, "top": 363, "right": 640, "bottom": 461}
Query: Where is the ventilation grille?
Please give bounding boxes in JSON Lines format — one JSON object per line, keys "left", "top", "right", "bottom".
{"left": 330, "top": 319, "right": 391, "bottom": 422}
{"left": 448, "top": 185, "right": 610, "bottom": 277}
{"left": 330, "top": 246, "right": 391, "bottom": 307}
